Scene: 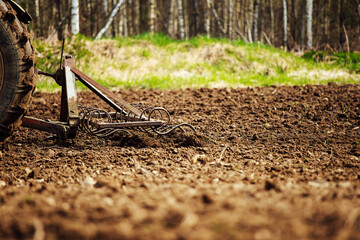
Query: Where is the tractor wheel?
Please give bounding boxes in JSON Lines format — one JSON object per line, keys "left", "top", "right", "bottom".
{"left": 0, "top": 1, "right": 36, "bottom": 141}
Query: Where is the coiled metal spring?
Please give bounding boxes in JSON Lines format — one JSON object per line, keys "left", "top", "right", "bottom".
{"left": 78, "top": 105, "right": 195, "bottom": 138}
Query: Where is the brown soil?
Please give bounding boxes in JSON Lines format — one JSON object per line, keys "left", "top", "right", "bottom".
{"left": 0, "top": 84, "right": 359, "bottom": 240}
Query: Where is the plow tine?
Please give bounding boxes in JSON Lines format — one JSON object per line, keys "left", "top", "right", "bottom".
{"left": 27, "top": 56, "right": 195, "bottom": 139}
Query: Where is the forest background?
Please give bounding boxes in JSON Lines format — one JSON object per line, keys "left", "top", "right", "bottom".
{"left": 17, "top": 0, "right": 360, "bottom": 52}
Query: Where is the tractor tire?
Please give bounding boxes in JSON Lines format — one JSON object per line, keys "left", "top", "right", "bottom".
{"left": 0, "top": 0, "right": 36, "bottom": 141}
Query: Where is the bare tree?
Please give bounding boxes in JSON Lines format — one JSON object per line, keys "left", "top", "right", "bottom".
{"left": 247, "top": 0, "right": 254, "bottom": 42}
{"left": 184, "top": 0, "right": 189, "bottom": 39}
{"left": 229, "top": 0, "right": 234, "bottom": 39}
{"left": 150, "top": 0, "right": 156, "bottom": 34}
{"left": 167, "top": 0, "right": 174, "bottom": 37}
{"left": 71, "top": 0, "right": 80, "bottom": 35}
{"left": 193, "top": 0, "right": 199, "bottom": 35}
{"left": 205, "top": 0, "right": 211, "bottom": 37}
{"left": 103, "top": 0, "right": 109, "bottom": 37}
{"left": 283, "top": 0, "right": 288, "bottom": 49}
{"left": 306, "top": 0, "right": 313, "bottom": 49}
{"left": 177, "top": 0, "right": 185, "bottom": 40}
{"left": 339, "top": 0, "right": 346, "bottom": 48}
{"left": 290, "top": 0, "right": 296, "bottom": 42}
{"left": 56, "top": 0, "right": 63, "bottom": 40}
{"left": 123, "top": 1, "right": 128, "bottom": 37}
{"left": 18, "top": 0, "right": 360, "bottom": 51}
{"left": 253, "top": 0, "right": 260, "bottom": 42}
{"left": 35, "top": 0, "right": 40, "bottom": 35}
{"left": 300, "top": 0, "right": 306, "bottom": 49}
{"left": 224, "top": 0, "right": 229, "bottom": 35}
{"left": 128, "top": 0, "right": 133, "bottom": 36}
{"left": 95, "top": 0, "right": 124, "bottom": 40}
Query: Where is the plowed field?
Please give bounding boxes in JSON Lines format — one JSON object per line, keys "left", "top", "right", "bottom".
{"left": 1, "top": 84, "right": 359, "bottom": 240}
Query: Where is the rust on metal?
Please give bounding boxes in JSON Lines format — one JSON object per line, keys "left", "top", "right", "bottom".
{"left": 91, "top": 121, "right": 164, "bottom": 129}
{"left": 22, "top": 116, "right": 68, "bottom": 140}
{"left": 71, "top": 67, "right": 143, "bottom": 117}
{"left": 22, "top": 50, "right": 195, "bottom": 139}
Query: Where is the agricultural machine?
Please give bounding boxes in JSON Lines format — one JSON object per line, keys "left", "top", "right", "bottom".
{"left": 0, "top": 0, "right": 194, "bottom": 141}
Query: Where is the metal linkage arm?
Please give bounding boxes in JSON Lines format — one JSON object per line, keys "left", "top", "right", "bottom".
{"left": 70, "top": 67, "right": 143, "bottom": 118}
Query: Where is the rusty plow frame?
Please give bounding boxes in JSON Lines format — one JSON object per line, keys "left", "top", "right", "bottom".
{"left": 22, "top": 55, "right": 195, "bottom": 140}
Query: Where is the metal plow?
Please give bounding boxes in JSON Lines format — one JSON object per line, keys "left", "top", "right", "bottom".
{"left": 22, "top": 47, "right": 195, "bottom": 140}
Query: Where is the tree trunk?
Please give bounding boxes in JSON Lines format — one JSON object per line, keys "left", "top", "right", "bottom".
{"left": 205, "top": 0, "right": 211, "bottom": 37}
{"left": 193, "top": 0, "right": 199, "bottom": 35}
{"left": 90, "top": 0, "right": 94, "bottom": 37}
{"left": 253, "top": 0, "right": 260, "bottom": 42}
{"left": 128, "top": 0, "right": 133, "bottom": 36}
{"left": 119, "top": 8, "right": 124, "bottom": 36}
{"left": 258, "top": 0, "right": 262, "bottom": 42}
{"left": 300, "top": 0, "right": 306, "bottom": 49}
{"left": 134, "top": 0, "right": 140, "bottom": 35}
{"left": 235, "top": 0, "right": 242, "bottom": 39}
{"left": 243, "top": 0, "right": 247, "bottom": 36}
{"left": 71, "top": 0, "right": 80, "bottom": 35}
{"left": 150, "top": 0, "right": 156, "bottom": 35}
{"left": 306, "top": 0, "right": 313, "bottom": 49}
{"left": 290, "top": 0, "right": 296, "bottom": 42}
{"left": 177, "top": 0, "right": 185, "bottom": 40}
{"left": 56, "top": 0, "right": 63, "bottom": 40}
{"left": 208, "top": 1, "right": 227, "bottom": 35}
{"left": 328, "top": 0, "right": 337, "bottom": 48}
{"left": 95, "top": 0, "right": 124, "bottom": 40}
{"left": 103, "top": 0, "right": 109, "bottom": 37}
{"left": 167, "top": 0, "right": 174, "bottom": 37}
{"left": 111, "top": 0, "right": 116, "bottom": 36}
{"left": 283, "top": 0, "right": 288, "bottom": 50}
{"left": 269, "top": 0, "right": 274, "bottom": 41}
{"left": 35, "top": 0, "right": 40, "bottom": 36}
{"left": 339, "top": 0, "right": 345, "bottom": 48}
{"left": 123, "top": 1, "right": 128, "bottom": 37}
{"left": 224, "top": 0, "right": 229, "bottom": 36}
{"left": 184, "top": 0, "right": 189, "bottom": 39}
{"left": 229, "top": 0, "right": 234, "bottom": 39}
{"left": 247, "top": 0, "right": 254, "bottom": 42}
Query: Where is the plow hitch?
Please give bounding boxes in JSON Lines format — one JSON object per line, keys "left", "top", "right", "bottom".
{"left": 22, "top": 55, "right": 195, "bottom": 140}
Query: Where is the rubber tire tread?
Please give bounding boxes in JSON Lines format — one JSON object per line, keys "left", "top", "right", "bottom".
{"left": 0, "top": 0, "right": 36, "bottom": 141}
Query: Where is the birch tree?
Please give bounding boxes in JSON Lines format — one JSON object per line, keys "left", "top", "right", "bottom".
{"left": 103, "top": 0, "right": 109, "bottom": 37}
{"left": 306, "top": 0, "right": 313, "bottom": 49}
{"left": 95, "top": 0, "right": 124, "bottom": 40}
{"left": 247, "top": 0, "right": 254, "bottom": 42}
{"left": 128, "top": 0, "right": 133, "bottom": 36}
{"left": 71, "top": 0, "right": 80, "bottom": 35}
{"left": 19, "top": 0, "right": 360, "bottom": 51}
{"left": 205, "top": 0, "right": 211, "bottom": 37}
{"left": 123, "top": 2, "right": 128, "bottom": 37}
{"left": 35, "top": 0, "right": 40, "bottom": 35}
{"left": 229, "top": 0, "right": 233, "bottom": 39}
{"left": 253, "top": 0, "right": 260, "bottom": 42}
{"left": 283, "top": 0, "right": 288, "bottom": 49}
{"left": 224, "top": 0, "right": 229, "bottom": 35}
{"left": 167, "top": 0, "right": 174, "bottom": 37}
{"left": 150, "top": 0, "right": 156, "bottom": 35}
{"left": 184, "top": 0, "right": 189, "bottom": 39}
{"left": 177, "top": 0, "right": 185, "bottom": 40}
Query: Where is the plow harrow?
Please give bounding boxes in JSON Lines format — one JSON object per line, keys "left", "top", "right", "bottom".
{"left": 22, "top": 46, "right": 195, "bottom": 140}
